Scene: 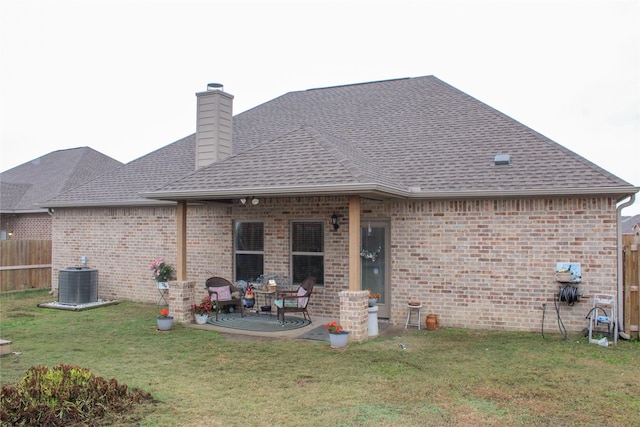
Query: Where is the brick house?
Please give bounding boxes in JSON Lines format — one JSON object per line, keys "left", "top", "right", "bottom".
{"left": 0, "top": 147, "right": 123, "bottom": 240}
{"left": 43, "top": 76, "right": 638, "bottom": 336}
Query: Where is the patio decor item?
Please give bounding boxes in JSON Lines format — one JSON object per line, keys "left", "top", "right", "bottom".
{"left": 206, "top": 313, "right": 311, "bottom": 332}
{"left": 150, "top": 259, "right": 174, "bottom": 283}
{"left": 157, "top": 309, "right": 173, "bottom": 331}
{"left": 205, "top": 277, "right": 244, "bottom": 321}
{"left": 325, "top": 321, "right": 349, "bottom": 349}
{"left": 191, "top": 296, "right": 213, "bottom": 324}
{"left": 274, "top": 276, "right": 316, "bottom": 323}
{"left": 368, "top": 290, "right": 381, "bottom": 307}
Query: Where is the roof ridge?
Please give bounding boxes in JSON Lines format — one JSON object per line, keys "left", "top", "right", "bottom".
{"left": 303, "top": 126, "right": 407, "bottom": 190}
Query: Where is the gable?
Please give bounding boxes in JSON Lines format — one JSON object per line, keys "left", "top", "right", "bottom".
{"left": 0, "top": 147, "right": 123, "bottom": 212}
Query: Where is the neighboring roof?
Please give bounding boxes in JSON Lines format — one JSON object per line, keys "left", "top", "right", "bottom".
{"left": 621, "top": 215, "right": 640, "bottom": 234}
{"left": 0, "top": 147, "right": 123, "bottom": 212}
{"left": 44, "top": 76, "right": 638, "bottom": 207}
{"left": 43, "top": 136, "right": 195, "bottom": 207}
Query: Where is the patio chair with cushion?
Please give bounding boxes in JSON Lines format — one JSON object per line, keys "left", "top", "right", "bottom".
{"left": 274, "top": 276, "right": 316, "bottom": 323}
{"left": 204, "top": 277, "right": 244, "bottom": 321}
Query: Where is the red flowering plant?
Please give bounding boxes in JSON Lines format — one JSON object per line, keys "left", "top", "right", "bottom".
{"left": 191, "top": 296, "right": 215, "bottom": 315}
{"left": 324, "top": 321, "right": 344, "bottom": 334}
{"left": 158, "top": 309, "right": 172, "bottom": 319}
{"left": 150, "top": 259, "right": 174, "bottom": 282}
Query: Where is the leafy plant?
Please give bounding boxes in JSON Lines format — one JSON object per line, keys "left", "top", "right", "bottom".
{"left": 0, "top": 364, "right": 152, "bottom": 426}
{"left": 190, "top": 296, "right": 214, "bottom": 315}
{"left": 368, "top": 290, "right": 381, "bottom": 299}
{"left": 150, "top": 259, "right": 174, "bottom": 282}
{"left": 324, "top": 321, "right": 344, "bottom": 334}
{"left": 158, "top": 308, "right": 170, "bottom": 318}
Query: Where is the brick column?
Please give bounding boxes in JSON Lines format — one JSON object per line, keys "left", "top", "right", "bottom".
{"left": 168, "top": 280, "right": 196, "bottom": 324}
{"left": 339, "top": 290, "right": 368, "bottom": 343}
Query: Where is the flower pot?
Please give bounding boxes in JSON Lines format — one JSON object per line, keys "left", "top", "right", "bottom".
{"left": 368, "top": 298, "right": 377, "bottom": 307}
{"left": 194, "top": 313, "right": 209, "bottom": 325}
{"left": 157, "top": 281, "right": 169, "bottom": 290}
{"left": 329, "top": 331, "right": 350, "bottom": 349}
{"left": 157, "top": 316, "right": 173, "bottom": 331}
{"left": 426, "top": 314, "right": 439, "bottom": 331}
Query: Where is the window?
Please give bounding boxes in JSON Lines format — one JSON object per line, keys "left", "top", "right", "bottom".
{"left": 291, "top": 221, "right": 324, "bottom": 284}
{"left": 234, "top": 221, "right": 264, "bottom": 282}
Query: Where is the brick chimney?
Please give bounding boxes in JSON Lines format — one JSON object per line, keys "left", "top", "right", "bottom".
{"left": 195, "top": 83, "right": 234, "bottom": 169}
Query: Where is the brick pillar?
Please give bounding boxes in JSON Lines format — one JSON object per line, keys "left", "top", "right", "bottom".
{"left": 168, "top": 280, "right": 196, "bottom": 324}
{"left": 339, "top": 290, "right": 368, "bottom": 343}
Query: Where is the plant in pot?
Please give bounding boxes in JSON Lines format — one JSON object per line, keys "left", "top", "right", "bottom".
{"left": 157, "top": 309, "right": 173, "bottom": 331}
{"left": 367, "top": 290, "right": 381, "bottom": 307}
{"left": 325, "top": 321, "right": 349, "bottom": 349}
{"left": 150, "top": 258, "right": 174, "bottom": 289}
{"left": 191, "top": 296, "right": 214, "bottom": 324}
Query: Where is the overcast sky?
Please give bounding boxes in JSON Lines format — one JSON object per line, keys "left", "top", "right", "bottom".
{"left": 1, "top": 0, "right": 639, "bottom": 214}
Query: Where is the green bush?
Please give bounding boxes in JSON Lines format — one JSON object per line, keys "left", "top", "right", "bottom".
{"left": 0, "top": 364, "right": 152, "bottom": 426}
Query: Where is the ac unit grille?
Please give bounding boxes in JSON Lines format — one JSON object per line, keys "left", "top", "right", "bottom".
{"left": 58, "top": 268, "right": 98, "bottom": 304}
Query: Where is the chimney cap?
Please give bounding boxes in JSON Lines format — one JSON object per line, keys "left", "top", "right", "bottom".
{"left": 207, "top": 83, "right": 223, "bottom": 91}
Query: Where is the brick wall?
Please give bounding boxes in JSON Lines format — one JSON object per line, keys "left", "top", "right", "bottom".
{"left": 361, "top": 197, "right": 618, "bottom": 333}
{"left": 1, "top": 213, "right": 52, "bottom": 240}
{"left": 51, "top": 195, "right": 619, "bottom": 333}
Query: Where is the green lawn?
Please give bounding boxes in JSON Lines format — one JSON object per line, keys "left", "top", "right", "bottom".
{"left": 2, "top": 289, "right": 639, "bottom": 426}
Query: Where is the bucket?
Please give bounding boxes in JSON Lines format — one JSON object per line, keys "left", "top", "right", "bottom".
{"left": 426, "top": 314, "right": 439, "bottom": 330}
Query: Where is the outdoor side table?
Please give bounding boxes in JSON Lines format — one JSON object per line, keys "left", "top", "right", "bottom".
{"left": 405, "top": 303, "right": 422, "bottom": 330}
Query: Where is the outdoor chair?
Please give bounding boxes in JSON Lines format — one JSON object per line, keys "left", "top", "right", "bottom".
{"left": 204, "top": 277, "right": 244, "bottom": 321}
{"left": 274, "top": 276, "right": 316, "bottom": 323}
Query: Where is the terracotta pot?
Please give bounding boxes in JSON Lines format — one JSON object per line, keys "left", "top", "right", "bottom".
{"left": 426, "top": 314, "right": 439, "bottom": 331}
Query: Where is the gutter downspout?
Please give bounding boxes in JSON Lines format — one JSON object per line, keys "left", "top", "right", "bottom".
{"left": 616, "top": 194, "right": 636, "bottom": 339}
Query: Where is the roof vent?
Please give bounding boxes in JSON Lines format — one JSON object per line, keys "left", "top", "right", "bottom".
{"left": 207, "top": 82, "right": 223, "bottom": 91}
{"left": 493, "top": 154, "right": 511, "bottom": 166}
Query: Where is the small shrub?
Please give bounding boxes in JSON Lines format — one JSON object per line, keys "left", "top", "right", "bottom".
{"left": 0, "top": 364, "right": 153, "bottom": 426}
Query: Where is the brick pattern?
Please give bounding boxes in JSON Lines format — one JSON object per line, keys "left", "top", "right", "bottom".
{"left": 362, "top": 196, "right": 618, "bottom": 332}
{"left": 168, "top": 280, "right": 196, "bottom": 323}
{"left": 339, "top": 290, "right": 369, "bottom": 342}
{"left": 51, "top": 195, "right": 619, "bottom": 333}
{"left": 1, "top": 213, "right": 51, "bottom": 240}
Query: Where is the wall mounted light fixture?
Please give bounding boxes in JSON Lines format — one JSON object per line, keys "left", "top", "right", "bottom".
{"left": 331, "top": 212, "right": 340, "bottom": 230}
{"left": 8, "top": 231, "right": 14, "bottom": 237}
{"left": 240, "top": 197, "right": 259, "bottom": 206}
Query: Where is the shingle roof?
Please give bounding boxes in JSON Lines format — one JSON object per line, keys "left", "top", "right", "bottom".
{"left": 44, "top": 76, "right": 637, "bottom": 206}
{"left": 43, "top": 136, "right": 195, "bottom": 206}
{"left": 621, "top": 215, "right": 640, "bottom": 234}
{"left": 0, "top": 147, "right": 123, "bottom": 212}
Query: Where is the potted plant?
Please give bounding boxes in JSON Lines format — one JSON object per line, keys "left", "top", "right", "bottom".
{"left": 325, "top": 321, "right": 349, "bottom": 349}
{"left": 157, "top": 309, "right": 173, "bottom": 331}
{"left": 367, "top": 290, "right": 381, "bottom": 307}
{"left": 191, "top": 296, "right": 214, "bottom": 324}
{"left": 150, "top": 259, "right": 174, "bottom": 289}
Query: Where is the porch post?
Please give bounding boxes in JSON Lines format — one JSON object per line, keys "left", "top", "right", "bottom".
{"left": 341, "top": 195, "right": 368, "bottom": 343}
{"left": 348, "top": 195, "right": 361, "bottom": 291}
{"left": 176, "top": 200, "right": 187, "bottom": 281}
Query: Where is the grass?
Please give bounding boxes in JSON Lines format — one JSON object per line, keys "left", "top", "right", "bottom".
{"left": 1, "top": 289, "right": 640, "bottom": 426}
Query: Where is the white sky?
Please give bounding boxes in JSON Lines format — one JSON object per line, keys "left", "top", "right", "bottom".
{"left": 1, "top": 0, "right": 639, "bottom": 214}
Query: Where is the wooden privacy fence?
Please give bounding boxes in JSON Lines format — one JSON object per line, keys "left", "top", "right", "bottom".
{"left": 623, "top": 234, "right": 640, "bottom": 339}
{"left": 0, "top": 240, "right": 52, "bottom": 292}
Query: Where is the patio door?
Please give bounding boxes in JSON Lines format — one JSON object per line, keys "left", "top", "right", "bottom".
{"left": 361, "top": 220, "right": 390, "bottom": 318}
